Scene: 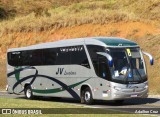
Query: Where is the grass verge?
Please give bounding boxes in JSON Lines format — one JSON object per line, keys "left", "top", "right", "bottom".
{"left": 0, "top": 98, "right": 152, "bottom": 117}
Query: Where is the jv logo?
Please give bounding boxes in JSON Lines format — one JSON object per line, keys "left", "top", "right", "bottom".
{"left": 56, "top": 68, "right": 64, "bottom": 75}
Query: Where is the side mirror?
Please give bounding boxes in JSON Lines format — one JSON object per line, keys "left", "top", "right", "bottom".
{"left": 142, "top": 51, "right": 154, "bottom": 65}
{"left": 96, "top": 52, "right": 113, "bottom": 67}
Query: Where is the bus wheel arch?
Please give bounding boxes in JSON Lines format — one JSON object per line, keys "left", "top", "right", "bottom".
{"left": 80, "top": 85, "right": 94, "bottom": 105}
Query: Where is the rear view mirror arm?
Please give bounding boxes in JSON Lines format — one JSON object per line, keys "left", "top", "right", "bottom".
{"left": 142, "top": 51, "right": 154, "bottom": 65}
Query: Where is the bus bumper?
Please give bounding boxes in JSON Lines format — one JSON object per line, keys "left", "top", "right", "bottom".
{"left": 111, "top": 89, "right": 148, "bottom": 100}
{"left": 110, "top": 87, "right": 148, "bottom": 100}
{"left": 108, "top": 82, "right": 149, "bottom": 100}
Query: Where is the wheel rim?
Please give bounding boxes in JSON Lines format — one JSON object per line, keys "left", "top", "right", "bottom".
{"left": 26, "top": 88, "right": 31, "bottom": 98}
{"left": 85, "top": 91, "right": 90, "bottom": 102}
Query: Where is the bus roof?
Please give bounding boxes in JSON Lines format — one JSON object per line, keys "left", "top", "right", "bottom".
{"left": 93, "top": 37, "right": 138, "bottom": 47}
{"left": 8, "top": 37, "right": 139, "bottom": 52}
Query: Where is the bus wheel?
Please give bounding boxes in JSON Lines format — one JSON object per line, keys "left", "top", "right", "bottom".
{"left": 24, "top": 86, "right": 34, "bottom": 99}
{"left": 83, "top": 87, "right": 93, "bottom": 105}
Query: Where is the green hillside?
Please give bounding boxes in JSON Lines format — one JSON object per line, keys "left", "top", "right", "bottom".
{"left": 0, "top": 0, "right": 160, "bottom": 33}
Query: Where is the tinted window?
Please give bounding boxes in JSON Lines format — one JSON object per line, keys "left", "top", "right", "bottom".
{"left": 43, "top": 48, "right": 57, "bottom": 65}
{"left": 8, "top": 51, "right": 22, "bottom": 66}
{"left": 30, "top": 49, "right": 43, "bottom": 66}
{"left": 56, "top": 47, "right": 71, "bottom": 65}
{"left": 56, "top": 46, "right": 90, "bottom": 68}
{"left": 8, "top": 45, "right": 90, "bottom": 68}
{"left": 8, "top": 49, "right": 43, "bottom": 66}
{"left": 87, "top": 45, "right": 111, "bottom": 79}
{"left": 21, "top": 51, "right": 31, "bottom": 66}
{"left": 70, "top": 46, "right": 90, "bottom": 68}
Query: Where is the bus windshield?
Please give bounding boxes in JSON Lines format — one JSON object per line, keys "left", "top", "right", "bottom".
{"left": 108, "top": 48, "right": 147, "bottom": 84}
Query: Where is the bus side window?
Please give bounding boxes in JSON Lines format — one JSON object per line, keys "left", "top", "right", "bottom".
{"left": 87, "top": 45, "right": 111, "bottom": 80}
{"left": 70, "top": 46, "right": 90, "bottom": 68}
{"left": 8, "top": 52, "right": 22, "bottom": 66}
{"left": 43, "top": 48, "right": 57, "bottom": 65}
{"left": 98, "top": 56, "right": 108, "bottom": 79}
{"left": 22, "top": 51, "right": 31, "bottom": 66}
{"left": 56, "top": 47, "right": 71, "bottom": 65}
{"left": 30, "top": 49, "right": 43, "bottom": 66}
{"left": 55, "top": 46, "right": 90, "bottom": 68}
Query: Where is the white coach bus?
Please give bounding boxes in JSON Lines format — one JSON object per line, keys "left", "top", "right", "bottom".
{"left": 6, "top": 37, "right": 153, "bottom": 104}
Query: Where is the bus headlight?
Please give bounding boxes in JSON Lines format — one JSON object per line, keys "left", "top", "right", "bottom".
{"left": 6, "top": 85, "right": 8, "bottom": 91}
{"left": 144, "top": 84, "right": 148, "bottom": 89}
{"left": 114, "top": 86, "right": 121, "bottom": 91}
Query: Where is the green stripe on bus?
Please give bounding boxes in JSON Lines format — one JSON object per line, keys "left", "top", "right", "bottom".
{"left": 14, "top": 66, "right": 21, "bottom": 81}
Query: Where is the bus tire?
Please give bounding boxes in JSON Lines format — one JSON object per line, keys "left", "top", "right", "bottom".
{"left": 83, "top": 87, "right": 93, "bottom": 105}
{"left": 24, "top": 85, "right": 34, "bottom": 99}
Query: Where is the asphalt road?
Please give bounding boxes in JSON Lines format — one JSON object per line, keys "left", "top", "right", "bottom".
{"left": 0, "top": 91, "right": 160, "bottom": 115}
